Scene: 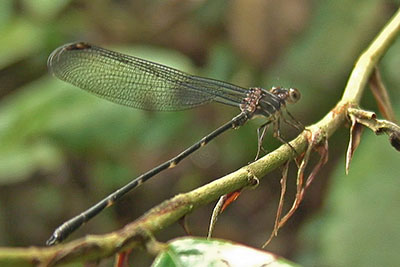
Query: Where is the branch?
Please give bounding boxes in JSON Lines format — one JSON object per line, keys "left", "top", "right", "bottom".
{"left": 1, "top": 7, "right": 400, "bottom": 267}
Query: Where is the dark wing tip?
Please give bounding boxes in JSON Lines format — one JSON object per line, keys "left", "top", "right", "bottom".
{"left": 47, "top": 42, "right": 93, "bottom": 75}
{"left": 64, "top": 42, "right": 92, "bottom": 51}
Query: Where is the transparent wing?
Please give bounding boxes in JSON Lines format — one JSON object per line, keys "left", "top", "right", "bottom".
{"left": 48, "top": 42, "right": 247, "bottom": 111}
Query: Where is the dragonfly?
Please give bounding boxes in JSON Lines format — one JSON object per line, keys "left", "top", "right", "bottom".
{"left": 46, "top": 42, "right": 301, "bottom": 245}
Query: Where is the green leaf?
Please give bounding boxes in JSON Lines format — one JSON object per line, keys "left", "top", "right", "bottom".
{"left": 152, "top": 237, "right": 300, "bottom": 267}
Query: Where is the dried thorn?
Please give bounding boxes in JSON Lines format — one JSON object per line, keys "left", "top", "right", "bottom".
{"left": 178, "top": 215, "right": 191, "bottom": 235}
{"left": 369, "top": 67, "right": 396, "bottom": 122}
{"left": 306, "top": 138, "right": 328, "bottom": 188}
{"left": 262, "top": 161, "right": 290, "bottom": 248}
{"left": 115, "top": 250, "right": 131, "bottom": 267}
{"left": 207, "top": 195, "right": 227, "bottom": 239}
{"left": 346, "top": 115, "right": 364, "bottom": 174}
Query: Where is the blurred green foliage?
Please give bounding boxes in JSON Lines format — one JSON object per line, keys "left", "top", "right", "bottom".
{"left": 0, "top": 0, "right": 399, "bottom": 266}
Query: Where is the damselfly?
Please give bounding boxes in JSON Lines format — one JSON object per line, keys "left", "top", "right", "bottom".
{"left": 46, "top": 42, "right": 301, "bottom": 245}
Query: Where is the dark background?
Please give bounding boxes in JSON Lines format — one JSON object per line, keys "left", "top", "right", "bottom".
{"left": 0, "top": 0, "right": 399, "bottom": 266}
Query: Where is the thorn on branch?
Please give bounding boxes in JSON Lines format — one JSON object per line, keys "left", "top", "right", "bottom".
{"left": 347, "top": 107, "right": 400, "bottom": 162}
{"left": 207, "top": 168, "right": 259, "bottom": 239}
{"left": 369, "top": 67, "right": 397, "bottom": 122}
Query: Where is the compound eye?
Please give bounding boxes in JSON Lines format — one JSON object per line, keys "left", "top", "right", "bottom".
{"left": 288, "top": 88, "right": 301, "bottom": 103}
